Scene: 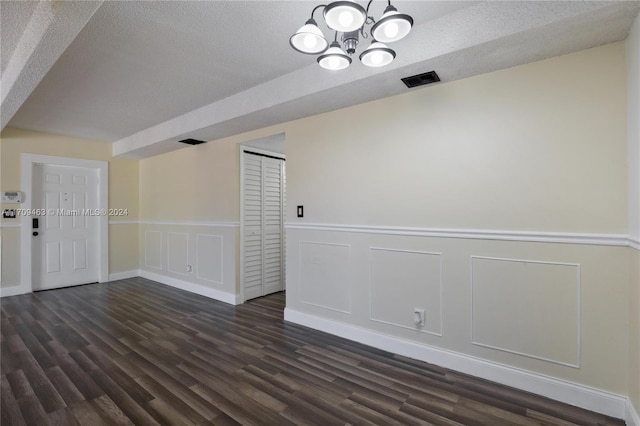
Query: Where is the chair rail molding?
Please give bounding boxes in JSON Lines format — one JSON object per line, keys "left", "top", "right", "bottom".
{"left": 286, "top": 223, "right": 631, "bottom": 246}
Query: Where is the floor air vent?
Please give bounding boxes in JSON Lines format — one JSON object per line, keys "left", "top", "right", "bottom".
{"left": 401, "top": 71, "right": 440, "bottom": 88}
{"left": 179, "top": 138, "right": 206, "bottom": 145}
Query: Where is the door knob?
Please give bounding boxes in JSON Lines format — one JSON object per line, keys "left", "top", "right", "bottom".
{"left": 32, "top": 231, "right": 39, "bottom": 236}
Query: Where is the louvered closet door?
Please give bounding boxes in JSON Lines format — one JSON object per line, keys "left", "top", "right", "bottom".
{"left": 243, "top": 153, "right": 284, "bottom": 301}
{"left": 262, "top": 156, "right": 284, "bottom": 296}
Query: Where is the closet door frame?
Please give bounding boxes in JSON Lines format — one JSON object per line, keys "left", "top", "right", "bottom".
{"left": 239, "top": 146, "right": 286, "bottom": 303}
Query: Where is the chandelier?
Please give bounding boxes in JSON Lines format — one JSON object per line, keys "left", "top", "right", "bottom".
{"left": 289, "top": 0, "right": 414, "bottom": 70}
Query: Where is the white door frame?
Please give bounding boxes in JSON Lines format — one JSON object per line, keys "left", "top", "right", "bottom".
{"left": 239, "top": 146, "right": 285, "bottom": 304}
{"left": 20, "top": 154, "right": 109, "bottom": 294}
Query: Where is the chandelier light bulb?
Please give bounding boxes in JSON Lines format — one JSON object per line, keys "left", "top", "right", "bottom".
{"left": 304, "top": 34, "right": 317, "bottom": 49}
{"left": 289, "top": 18, "right": 329, "bottom": 54}
{"left": 324, "top": 1, "right": 367, "bottom": 32}
{"left": 384, "top": 22, "right": 399, "bottom": 39}
{"left": 371, "top": 5, "right": 413, "bottom": 43}
{"left": 317, "top": 41, "right": 352, "bottom": 70}
{"left": 338, "top": 11, "right": 354, "bottom": 28}
{"left": 359, "top": 41, "right": 395, "bottom": 67}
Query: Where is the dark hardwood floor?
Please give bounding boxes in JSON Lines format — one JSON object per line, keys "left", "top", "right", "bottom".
{"left": 0, "top": 278, "right": 625, "bottom": 425}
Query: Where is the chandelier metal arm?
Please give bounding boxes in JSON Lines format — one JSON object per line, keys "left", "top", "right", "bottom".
{"left": 365, "top": 0, "right": 375, "bottom": 17}
{"left": 352, "top": 1, "right": 373, "bottom": 38}
{"left": 310, "top": 4, "right": 328, "bottom": 19}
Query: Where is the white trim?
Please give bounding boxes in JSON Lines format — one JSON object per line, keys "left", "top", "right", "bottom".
{"left": 285, "top": 223, "right": 630, "bottom": 247}
{"left": 284, "top": 308, "right": 628, "bottom": 420}
{"left": 630, "top": 237, "right": 640, "bottom": 251}
{"left": 108, "top": 270, "right": 139, "bottom": 281}
{"left": 0, "top": 223, "right": 21, "bottom": 228}
{"left": 0, "top": 285, "right": 31, "bottom": 297}
{"left": 107, "top": 220, "right": 240, "bottom": 227}
{"left": 239, "top": 148, "right": 247, "bottom": 304}
{"left": 470, "top": 256, "right": 581, "bottom": 369}
{"left": 20, "top": 154, "right": 109, "bottom": 294}
{"left": 140, "top": 220, "right": 239, "bottom": 228}
{"left": 139, "top": 269, "right": 239, "bottom": 305}
{"left": 627, "top": 399, "right": 640, "bottom": 426}
{"left": 240, "top": 145, "right": 286, "bottom": 160}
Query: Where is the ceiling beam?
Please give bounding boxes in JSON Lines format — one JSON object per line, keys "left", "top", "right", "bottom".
{"left": 1, "top": 0, "right": 103, "bottom": 130}
{"left": 112, "top": 1, "right": 639, "bottom": 159}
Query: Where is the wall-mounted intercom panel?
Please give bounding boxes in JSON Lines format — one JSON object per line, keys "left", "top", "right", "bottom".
{"left": 1, "top": 191, "right": 23, "bottom": 203}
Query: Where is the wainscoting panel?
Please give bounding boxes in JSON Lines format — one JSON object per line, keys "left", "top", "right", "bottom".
{"left": 299, "top": 241, "right": 351, "bottom": 313}
{"left": 167, "top": 232, "right": 189, "bottom": 276}
{"left": 370, "top": 248, "right": 443, "bottom": 336}
{"left": 144, "top": 231, "right": 163, "bottom": 269}
{"left": 285, "top": 223, "right": 631, "bottom": 421}
{"left": 197, "top": 234, "right": 223, "bottom": 284}
{"left": 139, "top": 223, "right": 237, "bottom": 304}
{"left": 471, "top": 256, "right": 581, "bottom": 367}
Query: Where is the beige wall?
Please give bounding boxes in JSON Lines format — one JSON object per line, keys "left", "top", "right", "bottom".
{"left": 139, "top": 139, "right": 239, "bottom": 222}
{"left": 138, "top": 43, "right": 627, "bottom": 235}
{"left": 137, "top": 125, "right": 287, "bottom": 296}
{"left": 283, "top": 42, "right": 632, "bottom": 398}
{"left": 136, "top": 42, "right": 634, "bottom": 402}
{"left": 285, "top": 43, "right": 627, "bottom": 233}
{"left": 0, "top": 127, "right": 139, "bottom": 288}
{"left": 628, "top": 12, "right": 640, "bottom": 415}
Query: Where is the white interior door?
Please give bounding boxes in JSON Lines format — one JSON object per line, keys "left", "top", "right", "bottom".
{"left": 243, "top": 152, "right": 285, "bottom": 301}
{"left": 32, "top": 164, "right": 99, "bottom": 290}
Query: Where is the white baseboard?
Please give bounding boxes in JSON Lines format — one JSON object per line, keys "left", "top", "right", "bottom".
{"left": 627, "top": 399, "right": 640, "bottom": 426}
{"left": 139, "top": 269, "right": 239, "bottom": 305}
{"left": 107, "top": 270, "right": 140, "bottom": 281}
{"left": 284, "top": 308, "right": 628, "bottom": 421}
{"left": 0, "top": 285, "right": 30, "bottom": 298}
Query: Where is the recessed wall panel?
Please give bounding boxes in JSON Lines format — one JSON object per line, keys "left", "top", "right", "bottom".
{"left": 471, "top": 256, "right": 580, "bottom": 367}
{"left": 197, "top": 234, "right": 223, "bottom": 284}
{"left": 144, "top": 231, "right": 163, "bottom": 270}
{"left": 370, "top": 248, "right": 442, "bottom": 335}
{"left": 168, "top": 232, "right": 189, "bottom": 276}
{"left": 299, "top": 242, "right": 350, "bottom": 313}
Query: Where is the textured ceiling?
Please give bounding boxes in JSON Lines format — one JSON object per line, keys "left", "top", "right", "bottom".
{"left": 0, "top": 0, "right": 38, "bottom": 76}
{"left": 2, "top": 1, "right": 639, "bottom": 158}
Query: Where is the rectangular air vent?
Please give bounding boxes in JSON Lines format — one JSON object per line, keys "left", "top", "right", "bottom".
{"left": 401, "top": 71, "right": 440, "bottom": 88}
{"left": 179, "top": 138, "right": 206, "bottom": 145}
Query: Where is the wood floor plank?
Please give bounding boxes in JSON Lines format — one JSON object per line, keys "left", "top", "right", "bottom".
{"left": 69, "top": 399, "right": 109, "bottom": 426}
{"left": 1, "top": 374, "right": 28, "bottom": 426}
{"left": 44, "top": 366, "right": 85, "bottom": 406}
{"left": 0, "top": 278, "right": 625, "bottom": 426}
{"left": 87, "top": 368, "right": 161, "bottom": 426}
